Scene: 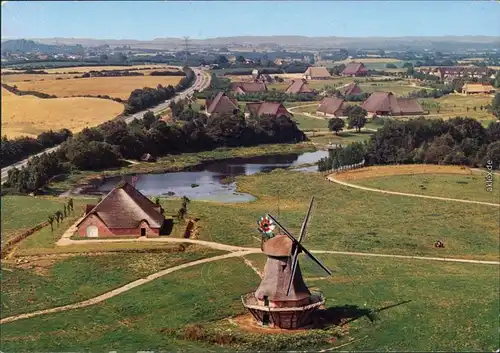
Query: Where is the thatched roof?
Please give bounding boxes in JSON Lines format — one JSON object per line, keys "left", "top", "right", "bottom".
{"left": 304, "top": 67, "right": 331, "bottom": 79}
{"left": 316, "top": 97, "right": 346, "bottom": 116}
{"left": 342, "top": 62, "right": 368, "bottom": 75}
{"left": 246, "top": 102, "right": 292, "bottom": 117}
{"left": 339, "top": 82, "right": 363, "bottom": 96}
{"left": 285, "top": 79, "right": 313, "bottom": 94}
{"left": 77, "top": 182, "right": 164, "bottom": 229}
{"left": 231, "top": 82, "right": 268, "bottom": 93}
{"left": 206, "top": 91, "right": 239, "bottom": 115}
{"left": 361, "top": 92, "right": 423, "bottom": 115}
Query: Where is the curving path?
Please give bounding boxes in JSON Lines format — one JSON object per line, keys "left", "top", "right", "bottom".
{"left": 327, "top": 174, "right": 500, "bottom": 207}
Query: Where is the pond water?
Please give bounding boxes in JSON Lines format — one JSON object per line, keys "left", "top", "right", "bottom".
{"left": 97, "top": 150, "right": 327, "bottom": 202}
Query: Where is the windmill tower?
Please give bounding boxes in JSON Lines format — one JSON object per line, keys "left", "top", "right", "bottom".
{"left": 242, "top": 197, "right": 332, "bottom": 329}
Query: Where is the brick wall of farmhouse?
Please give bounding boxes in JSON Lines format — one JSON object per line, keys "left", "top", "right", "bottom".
{"left": 77, "top": 214, "right": 113, "bottom": 237}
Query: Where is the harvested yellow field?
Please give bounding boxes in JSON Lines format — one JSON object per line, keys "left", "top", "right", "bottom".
{"left": 1, "top": 88, "right": 124, "bottom": 138}
{"left": 334, "top": 164, "right": 472, "bottom": 182}
{"left": 43, "top": 64, "right": 178, "bottom": 73}
{"left": 12, "top": 76, "right": 183, "bottom": 100}
{"left": 333, "top": 58, "right": 402, "bottom": 64}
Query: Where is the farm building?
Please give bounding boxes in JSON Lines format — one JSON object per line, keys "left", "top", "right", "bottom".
{"left": 303, "top": 67, "right": 332, "bottom": 80}
{"left": 76, "top": 181, "right": 166, "bottom": 238}
{"left": 339, "top": 82, "right": 363, "bottom": 96}
{"left": 231, "top": 82, "right": 268, "bottom": 95}
{"left": 360, "top": 92, "right": 424, "bottom": 116}
{"left": 255, "top": 73, "right": 274, "bottom": 83}
{"left": 285, "top": 79, "right": 314, "bottom": 94}
{"left": 205, "top": 92, "right": 240, "bottom": 117}
{"left": 461, "top": 83, "right": 495, "bottom": 95}
{"left": 341, "top": 63, "right": 369, "bottom": 77}
{"left": 245, "top": 102, "right": 293, "bottom": 118}
{"left": 316, "top": 97, "right": 347, "bottom": 118}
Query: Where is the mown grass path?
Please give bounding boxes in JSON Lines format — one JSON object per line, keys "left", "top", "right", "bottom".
{"left": 327, "top": 174, "right": 500, "bottom": 207}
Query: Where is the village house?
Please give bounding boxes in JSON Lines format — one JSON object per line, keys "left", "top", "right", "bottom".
{"left": 461, "top": 83, "right": 495, "bottom": 95}
{"left": 285, "top": 79, "right": 314, "bottom": 94}
{"left": 231, "top": 82, "right": 268, "bottom": 95}
{"left": 360, "top": 92, "right": 424, "bottom": 116}
{"left": 341, "top": 62, "right": 369, "bottom": 77}
{"left": 255, "top": 73, "right": 274, "bottom": 84}
{"left": 316, "top": 97, "right": 347, "bottom": 118}
{"left": 245, "top": 102, "right": 293, "bottom": 118}
{"left": 339, "top": 82, "right": 363, "bottom": 96}
{"left": 205, "top": 91, "right": 240, "bottom": 117}
{"left": 303, "top": 67, "right": 332, "bottom": 80}
{"left": 76, "top": 181, "right": 167, "bottom": 238}
{"left": 274, "top": 58, "right": 286, "bottom": 66}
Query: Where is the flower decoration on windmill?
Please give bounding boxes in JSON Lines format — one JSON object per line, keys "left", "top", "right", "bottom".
{"left": 257, "top": 215, "right": 276, "bottom": 238}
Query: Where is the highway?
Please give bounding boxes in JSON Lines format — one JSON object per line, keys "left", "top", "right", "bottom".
{"left": 1, "top": 67, "right": 211, "bottom": 184}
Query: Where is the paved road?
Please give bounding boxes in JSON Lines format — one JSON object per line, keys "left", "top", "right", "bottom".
{"left": 1, "top": 67, "right": 211, "bottom": 184}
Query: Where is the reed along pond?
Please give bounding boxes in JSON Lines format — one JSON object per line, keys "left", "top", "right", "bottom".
{"left": 96, "top": 150, "right": 328, "bottom": 203}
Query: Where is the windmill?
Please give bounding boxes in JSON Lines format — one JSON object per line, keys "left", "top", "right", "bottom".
{"left": 242, "top": 196, "right": 332, "bottom": 329}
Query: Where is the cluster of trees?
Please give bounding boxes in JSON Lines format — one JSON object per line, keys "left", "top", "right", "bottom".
{"left": 327, "top": 106, "right": 368, "bottom": 135}
{"left": 174, "top": 66, "right": 195, "bottom": 92}
{"left": 317, "top": 142, "right": 365, "bottom": 172}
{"left": 80, "top": 70, "right": 143, "bottom": 78}
{"left": 1, "top": 129, "right": 72, "bottom": 168}
{"left": 2, "top": 83, "right": 57, "bottom": 99}
{"left": 235, "top": 91, "right": 317, "bottom": 103}
{"left": 125, "top": 85, "right": 177, "bottom": 114}
{"left": 364, "top": 117, "right": 500, "bottom": 169}
{"left": 2, "top": 69, "right": 48, "bottom": 75}
{"left": 47, "top": 199, "right": 74, "bottom": 231}
{"left": 150, "top": 70, "right": 186, "bottom": 76}
{"left": 328, "top": 64, "right": 346, "bottom": 76}
{"left": 492, "top": 93, "right": 500, "bottom": 118}
{"left": 407, "top": 86, "right": 454, "bottom": 99}
{"left": 5, "top": 111, "right": 305, "bottom": 193}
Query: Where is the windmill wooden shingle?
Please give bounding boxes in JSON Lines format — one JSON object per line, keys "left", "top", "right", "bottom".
{"left": 76, "top": 181, "right": 165, "bottom": 238}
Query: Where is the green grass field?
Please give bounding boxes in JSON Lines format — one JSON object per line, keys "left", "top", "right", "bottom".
{"left": 358, "top": 82, "right": 418, "bottom": 97}
{"left": 1, "top": 247, "right": 223, "bottom": 318}
{"left": 1, "top": 255, "right": 497, "bottom": 351}
{"left": 165, "top": 171, "right": 499, "bottom": 260}
{"left": 293, "top": 114, "right": 328, "bottom": 130}
{"left": 418, "top": 94, "right": 494, "bottom": 123}
{"left": 352, "top": 173, "right": 500, "bottom": 204}
{"left": 1, "top": 196, "right": 86, "bottom": 246}
{"left": 308, "top": 130, "right": 374, "bottom": 147}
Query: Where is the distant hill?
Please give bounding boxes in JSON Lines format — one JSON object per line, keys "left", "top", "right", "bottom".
{"left": 3, "top": 36, "right": 500, "bottom": 51}
{"left": 1, "top": 39, "right": 85, "bottom": 54}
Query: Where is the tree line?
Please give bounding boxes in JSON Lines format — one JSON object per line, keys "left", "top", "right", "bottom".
{"left": 2, "top": 83, "right": 57, "bottom": 99}
{"left": 1, "top": 129, "right": 72, "bottom": 168}
{"left": 5, "top": 110, "right": 305, "bottom": 193}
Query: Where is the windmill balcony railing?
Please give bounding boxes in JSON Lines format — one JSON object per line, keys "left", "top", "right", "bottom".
{"left": 241, "top": 291, "right": 325, "bottom": 312}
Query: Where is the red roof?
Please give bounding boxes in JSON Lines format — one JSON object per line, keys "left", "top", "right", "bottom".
{"left": 77, "top": 182, "right": 164, "bottom": 229}
{"left": 206, "top": 92, "right": 239, "bottom": 115}
{"left": 342, "top": 62, "right": 368, "bottom": 75}
{"left": 245, "top": 102, "right": 292, "bottom": 117}
{"left": 361, "top": 92, "right": 423, "bottom": 115}
{"left": 231, "top": 82, "right": 267, "bottom": 93}
{"left": 285, "top": 79, "right": 313, "bottom": 94}
{"left": 316, "top": 97, "right": 346, "bottom": 116}
{"left": 340, "top": 82, "right": 363, "bottom": 96}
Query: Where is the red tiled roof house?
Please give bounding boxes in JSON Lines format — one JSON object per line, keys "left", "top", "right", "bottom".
{"left": 339, "top": 82, "right": 363, "bottom": 96}
{"left": 245, "top": 102, "right": 293, "bottom": 118}
{"left": 285, "top": 79, "right": 314, "bottom": 94}
{"left": 360, "top": 92, "right": 424, "bottom": 116}
{"left": 341, "top": 62, "right": 369, "bottom": 77}
{"left": 76, "top": 181, "right": 166, "bottom": 238}
{"left": 316, "top": 97, "right": 348, "bottom": 118}
{"left": 205, "top": 91, "right": 240, "bottom": 117}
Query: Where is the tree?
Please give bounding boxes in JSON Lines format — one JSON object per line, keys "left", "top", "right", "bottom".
{"left": 486, "top": 141, "right": 500, "bottom": 169}
{"left": 386, "top": 63, "right": 398, "bottom": 69}
{"left": 217, "top": 55, "right": 229, "bottom": 65}
{"left": 236, "top": 55, "right": 245, "bottom": 63}
{"left": 48, "top": 215, "right": 55, "bottom": 232}
{"left": 328, "top": 117, "right": 345, "bottom": 135}
{"left": 142, "top": 111, "right": 157, "bottom": 129}
{"left": 176, "top": 196, "right": 191, "bottom": 222}
{"left": 494, "top": 73, "right": 500, "bottom": 89}
{"left": 491, "top": 93, "right": 500, "bottom": 118}
{"left": 68, "top": 198, "right": 74, "bottom": 213}
{"left": 345, "top": 106, "right": 368, "bottom": 132}
{"left": 55, "top": 211, "right": 63, "bottom": 225}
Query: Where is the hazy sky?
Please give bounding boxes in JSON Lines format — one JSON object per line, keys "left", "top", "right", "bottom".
{"left": 2, "top": 1, "right": 500, "bottom": 39}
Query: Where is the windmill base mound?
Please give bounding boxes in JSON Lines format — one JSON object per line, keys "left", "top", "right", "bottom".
{"left": 230, "top": 313, "right": 315, "bottom": 334}
{"left": 241, "top": 291, "right": 325, "bottom": 329}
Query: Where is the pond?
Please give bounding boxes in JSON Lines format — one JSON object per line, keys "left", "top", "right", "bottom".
{"left": 96, "top": 150, "right": 327, "bottom": 203}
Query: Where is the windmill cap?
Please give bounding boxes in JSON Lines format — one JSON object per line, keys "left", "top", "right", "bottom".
{"left": 263, "top": 234, "right": 293, "bottom": 257}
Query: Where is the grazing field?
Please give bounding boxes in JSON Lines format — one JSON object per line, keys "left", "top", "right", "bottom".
{"left": 350, "top": 172, "right": 500, "bottom": 204}
{"left": 1, "top": 256, "right": 497, "bottom": 351}
{"left": 152, "top": 170, "right": 499, "bottom": 259}
{"left": 1, "top": 247, "right": 223, "bottom": 318}
{"left": 358, "top": 82, "right": 418, "bottom": 96}
{"left": 293, "top": 114, "right": 328, "bottom": 130}
{"left": 1, "top": 196, "right": 71, "bottom": 247}
{"left": 1, "top": 87, "right": 124, "bottom": 138}
{"left": 418, "top": 94, "right": 494, "bottom": 122}
{"left": 12, "top": 76, "right": 183, "bottom": 100}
